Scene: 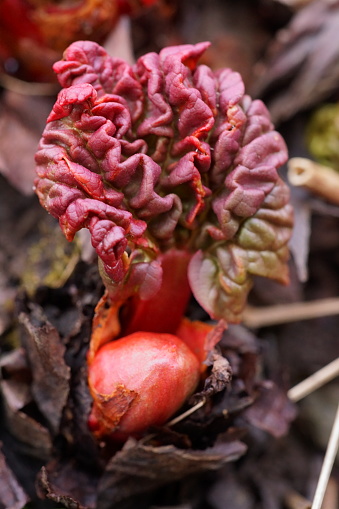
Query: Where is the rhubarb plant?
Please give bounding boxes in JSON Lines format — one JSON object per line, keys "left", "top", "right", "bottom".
{"left": 34, "top": 40, "right": 293, "bottom": 438}
{"left": 0, "top": 0, "right": 157, "bottom": 82}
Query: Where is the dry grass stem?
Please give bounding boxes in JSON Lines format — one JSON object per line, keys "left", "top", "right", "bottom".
{"left": 167, "top": 399, "right": 206, "bottom": 427}
{"left": 311, "top": 403, "right": 339, "bottom": 509}
{"left": 288, "top": 157, "right": 339, "bottom": 206}
{"left": 243, "top": 298, "right": 339, "bottom": 328}
{"left": 285, "top": 490, "right": 311, "bottom": 509}
{"left": 287, "top": 357, "right": 339, "bottom": 402}
{"left": 0, "top": 72, "right": 59, "bottom": 96}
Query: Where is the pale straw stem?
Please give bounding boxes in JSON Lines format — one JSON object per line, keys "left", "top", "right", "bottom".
{"left": 243, "top": 298, "right": 339, "bottom": 329}
{"left": 288, "top": 357, "right": 339, "bottom": 403}
{"left": 311, "top": 402, "right": 339, "bottom": 509}
{"left": 167, "top": 399, "right": 206, "bottom": 427}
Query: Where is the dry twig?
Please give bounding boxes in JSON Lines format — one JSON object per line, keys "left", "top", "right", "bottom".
{"left": 0, "top": 73, "right": 59, "bottom": 96}
{"left": 167, "top": 399, "right": 206, "bottom": 427}
{"left": 243, "top": 298, "right": 339, "bottom": 328}
{"left": 288, "top": 157, "right": 339, "bottom": 206}
{"left": 288, "top": 357, "right": 339, "bottom": 403}
{"left": 311, "top": 403, "right": 339, "bottom": 509}
{"left": 287, "top": 360, "right": 339, "bottom": 509}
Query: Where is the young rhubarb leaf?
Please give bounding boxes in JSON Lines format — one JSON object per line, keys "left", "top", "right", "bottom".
{"left": 35, "top": 40, "right": 293, "bottom": 323}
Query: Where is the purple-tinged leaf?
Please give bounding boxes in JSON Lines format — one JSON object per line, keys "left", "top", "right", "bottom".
{"left": 35, "top": 41, "right": 292, "bottom": 320}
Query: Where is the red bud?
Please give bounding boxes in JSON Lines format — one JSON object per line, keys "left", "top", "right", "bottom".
{"left": 88, "top": 331, "right": 200, "bottom": 440}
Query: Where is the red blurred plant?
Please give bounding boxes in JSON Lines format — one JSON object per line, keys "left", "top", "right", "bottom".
{"left": 34, "top": 40, "right": 293, "bottom": 439}
{"left": 0, "top": 0, "right": 157, "bottom": 82}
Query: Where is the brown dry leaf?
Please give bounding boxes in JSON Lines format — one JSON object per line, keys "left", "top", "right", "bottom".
{"left": 70, "top": 364, "right": 102, "bottom": 466}
{"left": 37, "top": 463, "right": 98, "bottom": 509}
{"left": 97, "top": 438, "right": 247, "bottom": 508}
{"left": 0, "top": 250, "right": 297, "bottom": 507}
{"left": 18, "top": 303, "right": 71, "bottom": 434}
{"left": 11, "top": 263, "right": 103, "bottom": 464}
{"left": 211, "top": 325, "right": 297, "bottom": 439}
{"left": 0, "top": 348, "right": 53, "bottom": 459}
{"left": 169, "top": 325, "right": 261, "bottom": 447}
{"left": 2, "top": 394, "right": 52, "bottom": 460}
{"left": 0, "top": 446, "right": 29, "bottom": 509}
{"left": 203, "top": 349, "right": 232, "bottom": 396}
{"left": 252, "top": 0, "right": 339, "bottom": 124}
{"left": 192, "top": 348, "right": 232, "bottom": 402}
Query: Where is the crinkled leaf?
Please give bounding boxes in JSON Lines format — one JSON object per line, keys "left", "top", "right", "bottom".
{"left": 35, "top": 40, "right": 292, "bottom": 321}
{"left": 201, "top": 349, "right": 232, "bottom": 398}
{"left": 189, "top": 177, "right": 293, "bottom": 322}
{"left": 192, "top": 346, "right": 232, "bottom": 402}
{"left": 188, "top": 250, "right": 252, "bottom": 323}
